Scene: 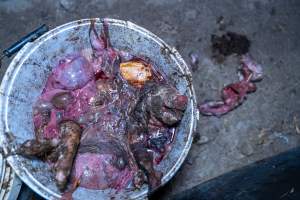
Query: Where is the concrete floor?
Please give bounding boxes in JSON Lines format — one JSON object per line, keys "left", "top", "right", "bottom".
{"left": 1, "top": 0, "right": 300, "bottom": 199}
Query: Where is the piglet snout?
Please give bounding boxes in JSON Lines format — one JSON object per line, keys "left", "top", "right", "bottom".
{"left": 173, "top": 95, "right": 188, "bottom": 111}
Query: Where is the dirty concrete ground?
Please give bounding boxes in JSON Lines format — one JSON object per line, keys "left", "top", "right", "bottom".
{"left": 1, "top": 0, "right": 300, "bottom": 199}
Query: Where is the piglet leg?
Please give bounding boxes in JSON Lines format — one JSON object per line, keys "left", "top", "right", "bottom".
{"left": 54, "top": 121, "right": 82, "bottom": 191}
{"left": 131, "top": 143, "right": 162, "bottom": 191}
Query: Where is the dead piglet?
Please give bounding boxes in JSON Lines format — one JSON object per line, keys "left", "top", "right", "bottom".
{"left": 128, "top": 84, "right": 188, "bottom": 188}
{"left": 54, "top": 121, "right": 82, "bottom": 191}
{"left": 130, "top": 143, "right": 162, "bottom": 191}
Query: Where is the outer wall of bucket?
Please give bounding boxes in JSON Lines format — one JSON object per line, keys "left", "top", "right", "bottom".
{"left": 0, "top": 154, "right": 22, "bottom": 200}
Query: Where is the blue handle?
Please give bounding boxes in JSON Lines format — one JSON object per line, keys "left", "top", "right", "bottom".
{"left": 3, "top": 24, "right": 49, "bottom": 57}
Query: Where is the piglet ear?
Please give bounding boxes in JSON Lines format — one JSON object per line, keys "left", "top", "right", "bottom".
{"left": 89, "top": 22, "right": 105, "bottom": 51}
{"left": 99, "top": 19, "right": 111, "bottom": 49}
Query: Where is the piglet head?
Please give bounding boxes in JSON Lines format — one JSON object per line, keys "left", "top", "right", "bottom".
{"left": 146, "top": 85, "right": 188, "bottom": 126}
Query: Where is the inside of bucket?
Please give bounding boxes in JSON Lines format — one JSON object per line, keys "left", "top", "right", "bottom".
{"left": 2, "top": 19, "right": 194, "bottom": 199}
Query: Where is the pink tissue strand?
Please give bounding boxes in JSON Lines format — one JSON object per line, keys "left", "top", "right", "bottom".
{"left": 199, "top": 55, "right": 263, "bottom": 117}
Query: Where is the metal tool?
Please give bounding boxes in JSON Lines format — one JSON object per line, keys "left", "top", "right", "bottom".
{"left": 0, "top": 24, "right": 49, "bottom": 68}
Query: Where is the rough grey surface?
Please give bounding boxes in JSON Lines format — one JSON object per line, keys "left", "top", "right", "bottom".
{"left": 1, "top": 0, "right": 300, "bottom": 199}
